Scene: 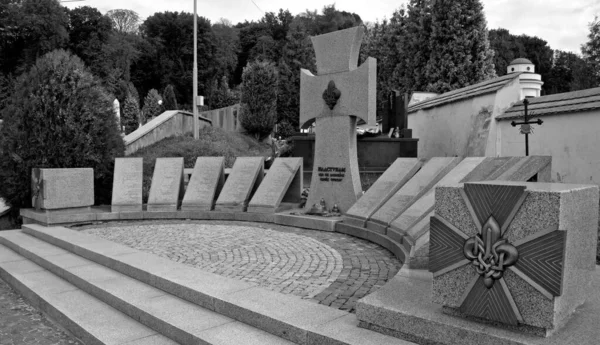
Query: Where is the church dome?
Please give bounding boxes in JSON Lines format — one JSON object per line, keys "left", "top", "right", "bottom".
{"left": 509, "top": 58, "right": 533, "bottom": 65}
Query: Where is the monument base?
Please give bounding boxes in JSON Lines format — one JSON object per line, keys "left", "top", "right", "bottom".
{"left": 356, "top": 266, "right": 600, "bottom": 345}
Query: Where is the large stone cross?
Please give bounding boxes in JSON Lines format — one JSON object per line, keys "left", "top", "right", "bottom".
{"left": 300, "top": 26, "right": 376, "bottom": 213}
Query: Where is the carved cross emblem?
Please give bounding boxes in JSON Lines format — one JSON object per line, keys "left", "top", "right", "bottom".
{"left": 322, "top": 81, "right": 341, "bottom": 110}
{"left": 429, "top": 183, "right": 567, "bottom": 326}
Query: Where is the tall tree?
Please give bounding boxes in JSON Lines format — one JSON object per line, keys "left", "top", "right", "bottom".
{"left": 106, "top": 9, "right": 140, "bottom": 34}
{"left": 425, "top": 0, "right": 495, "bottom": 93}
{"left": 546, "top": 50, "right": 596, "bottom": 94}
{"left": 582, "top": 16, "right": 600, "bottom": 84}
{"left": 67, "top": 6, "right": 113, "bottom": 78}
{"left": 162, "top": 84, "right": 178, "bottom": 110}
{"left": 402, "top": 0, "right": 433, "bottom": 92}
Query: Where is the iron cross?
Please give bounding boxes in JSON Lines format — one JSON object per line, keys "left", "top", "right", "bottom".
{"left": 510, "top": 98, "right": 543, "bottom": 156}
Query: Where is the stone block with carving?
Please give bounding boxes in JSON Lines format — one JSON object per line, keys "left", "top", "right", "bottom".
{"left": 31, "top": 168, "right": 94, "bottom": 210}
{"left": 430, "top": 181, "right": 598, "bottom": 336}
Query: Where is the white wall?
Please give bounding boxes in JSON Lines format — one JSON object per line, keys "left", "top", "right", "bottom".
{"left": 497, "top": 110, "right": 600, "bottom": 184}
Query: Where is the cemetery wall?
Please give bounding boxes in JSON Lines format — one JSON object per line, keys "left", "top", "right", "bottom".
{"left": 124, "top": 110, "right": 212, "bottom": 155}
{"left": 497, "top": 109, "right": 600, "bottom": 184}
{"left": 200, "top": 104, "right": 242, "bottom": 132}
{"left": 407, "top": 78, "right": 521, "bottom": 158}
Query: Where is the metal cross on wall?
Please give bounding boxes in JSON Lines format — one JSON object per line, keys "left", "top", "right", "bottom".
{"left": 511, "top": 98, "right": 543, "bottom": 156}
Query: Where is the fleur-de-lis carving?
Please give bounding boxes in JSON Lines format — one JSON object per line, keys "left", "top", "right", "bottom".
{"left": 322, "top": 80, "right": 341, "bottom": 110}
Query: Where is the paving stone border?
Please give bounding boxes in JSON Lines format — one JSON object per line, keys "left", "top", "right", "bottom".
{"left": 74, "top": 220, "right": 402, "bottom": 312}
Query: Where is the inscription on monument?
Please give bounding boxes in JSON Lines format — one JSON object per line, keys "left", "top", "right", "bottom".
{"left": 318, "top": 167, "right": 346, "bottom": 182}
{"left": 147, "top": 157, "right": 184, "bottom": 212}
{"left": 112, "top": 158, "right": 143, "bottom": 212}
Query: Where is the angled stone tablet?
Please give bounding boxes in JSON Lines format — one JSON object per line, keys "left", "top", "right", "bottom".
{"left": 389, "top": 157, "right": 486, "bottom": 234}
{"left": 494, "top": 155, "right": 551, "bottom": 182}
{"left": 181, "top": 157, "right": 225, "bottom": 211}
{"left": 31, "top": 168, "right": 94, "bottom": 210}
{"left": 147, "top": 157, "right": 184, "bottom": 212}
{"left": 247, "top": 158, "right": 303, "bottom": 213}
{"left": 112, "top": 158, "right": 143, "bottom": 212}
{"left": 366, "top": 157, "right": 461, "bottom": 234}
{"left": 343, "top": 158, "right": 421, "bottom": 227}
{"left": 214, "top": 157, "right": 264, "bottom": 212}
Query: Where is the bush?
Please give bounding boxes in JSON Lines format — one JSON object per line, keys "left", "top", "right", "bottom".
{"left": 239, "top": 61, "right": 278, "bottom": 141}
{"left": 0, "top": 49, "right": 125, "bottom": 213}
{"left": 141, "top": 88, "right": 162, "bottom": 122}
{"left": 162, "top": 84, "right": 178, "bottom": 110}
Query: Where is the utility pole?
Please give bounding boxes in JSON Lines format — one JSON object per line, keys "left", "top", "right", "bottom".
{"left": 192, "top": 0, "right": 199, "bottom": 139}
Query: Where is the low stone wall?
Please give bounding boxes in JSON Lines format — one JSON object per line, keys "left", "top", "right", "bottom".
{"left": 123, "top": 111, "right": 212, "bottom": 155}
{"left": 200, "top": 104, "right": 241, "bottom": 132}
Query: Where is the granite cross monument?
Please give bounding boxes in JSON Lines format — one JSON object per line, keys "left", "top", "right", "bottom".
{"left": 300, "top": 26, "right": 376, "bottom": 213}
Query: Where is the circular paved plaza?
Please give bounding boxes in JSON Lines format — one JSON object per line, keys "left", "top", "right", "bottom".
{"left": 77, "top": 220, "right": 402, "bottom": 312}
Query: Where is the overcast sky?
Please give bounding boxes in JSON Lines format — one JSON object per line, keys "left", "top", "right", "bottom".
{"left": 63, "top": 0, "right": 600, "bottom": 53}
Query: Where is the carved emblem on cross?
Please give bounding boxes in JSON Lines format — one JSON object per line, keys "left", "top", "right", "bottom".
{"left": 299, "top": 26, "right": 376, "bottom": 213}
{"left": 429, "top": 183, "right": 566, "bottom": 326}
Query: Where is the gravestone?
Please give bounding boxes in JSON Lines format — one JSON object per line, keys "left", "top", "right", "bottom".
{"left": 31, "top": 168, "right": 94, "bottom": 210}
{"left": 181, "top": 157, "right": 225, "bottom": 211}
{"left": 147, "top": 158, "right": 184, "bottom": 212}
{"left": 300, "top": 26, "right": 376, "bottom": 213}
{"left": 431, "top": 181, "right": 598, "bottom": 336}
{"left": 214, "top": 157, "right": 264, "bottom": 212}
{"left": 344, "top": 158, "right": 421, "bottom": 227}
{"left": 111, "top": 158, "right": 143, "bottom": 212}
{"left": 366, "top": 157, "right": 461, "bottom": 234}
{"left": 247, "top": 158, "right": 303, "bottom": 213}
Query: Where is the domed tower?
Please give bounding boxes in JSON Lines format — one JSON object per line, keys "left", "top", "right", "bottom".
{"left": 507, "top": 58, "right": 543, "bottom": 99}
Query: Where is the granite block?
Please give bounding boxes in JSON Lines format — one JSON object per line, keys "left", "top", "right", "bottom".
{"left": 234, "top": 212, "right": 276, "bottom": 223}
{"left": 369, "top": 157, "right": 461, "bottom": 227}
{"left": 248, "top": 158, "right": 303, "bottom": 213}
{"left": 274, "top": 212, "right": 340, "bottom": 232}
{"left": 112, "top": 158, "right": 143, "bottom": 212}
{"left": 344, "top": 158, "right": 421, "bottom": 223}
{"left": 364, "top": 220, "right": 389, "bottom": 234}
{"left": 181, "top": 157, "right": 225, "bottom": 211}
{"left": 31, "top": 168, "right": 94, "bottom": 210}
{"left": 402, "top": 211, "right": 433, "bottom": 247}
{"left": 431, "top": 181, "right": 599, "bottom": 335}
{"left": 495, "top": 156, "right": 551, "bottom": 182}
{"left": 147, "top": 157, "right": 184, "bottom": 212}
{"left": 342, "top": 215, "right": 366, "bottom": 228}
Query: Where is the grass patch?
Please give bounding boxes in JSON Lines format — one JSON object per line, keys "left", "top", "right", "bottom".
{"left": 129, "top": 127, "right": 271, "bottom": 202}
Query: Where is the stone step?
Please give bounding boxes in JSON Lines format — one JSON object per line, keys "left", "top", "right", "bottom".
{"left": 0, "top": 230, "right": 294, "bottom": 345}
{"left": 20, "top": 224, "right": 415, "bottom": 345}
{"left": 0, "top": 240, "right": 178, "bottom": 345}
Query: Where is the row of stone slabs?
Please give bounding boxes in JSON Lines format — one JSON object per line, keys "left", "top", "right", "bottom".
{"left": 112, "top": 157, "right": 303, "bottom": 213}
{"left": 341, "top": 155, "right": 551, "bottom": 267}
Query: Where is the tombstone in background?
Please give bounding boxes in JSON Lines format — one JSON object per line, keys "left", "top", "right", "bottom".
{"left": 31, "top": 168, "right": 94, "bottom": 211}
{"left": 113, "top": 98, "right": 121, "bottom": 130}
{"left": 111, "top": 158, "right": 143, "bottom": 212}
{"left": 300, "top": 26, "right": 376, "bottom": 213}
{"left": 147, "top": 158, "right": 184, "bottom": 212}
{"left": 247, "top": 158, "right": 303, "bottom": 213}
{"left": 181, "top": 157, "right": 225, "bottom": 211}
{"left": 214, "top": 157, "right": 264, "bottom": 212}
{"left": 430, "top": 181, "right": 598, "bottom": 336}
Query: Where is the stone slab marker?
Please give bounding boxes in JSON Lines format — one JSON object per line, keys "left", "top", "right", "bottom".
{"left": 388, "top": 157, "right": 486, "bottom": 235}
{"left": 366, "top": 157, "right": 461, "bottom": 234}
{"left": 300, "top": 26, "right": 376, "bottom": 213}
{"left": 147, "top": 158, "right": 184, "bottom": 212}
{"left": 31, "top": 168, "right": 94, "bottom": 210}
{"left": 181, "top": 157, "right": 225, "bottom": 211}
{"left": 344, "top": 158, "right": 421, "bottom": 227}
{"left": 247, "top": 158, "right": 303, "bottom": 213}
{"left": 214, "top": 157, "right": 264, "bottom": 212}
{"left": 430, "top": 181, "right": 598, "bottom": 336}
{"left": 111, "top": 158, "right": 143, "bottom": 212}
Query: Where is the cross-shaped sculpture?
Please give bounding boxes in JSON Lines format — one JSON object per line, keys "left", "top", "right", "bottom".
{"left": 300, "top": 26, "right": 376, "bottom": 213}
{"left": 511, "top": 98, "right": 543, "bottom": 156}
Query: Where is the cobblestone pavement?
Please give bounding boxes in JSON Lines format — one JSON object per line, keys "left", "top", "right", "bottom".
{"left": 78, "top": 220, "right": 402, "bottom": 312}
{"left": 0, "top": 276, "right": 83, "bottom": 345}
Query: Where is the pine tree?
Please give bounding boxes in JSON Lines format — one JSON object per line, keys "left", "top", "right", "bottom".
{"left": 162, "top": 84, "right": 178, "bottom": 110}
{"left": 402, "top": 0, "right": 433, "bottom": 92}
{"left": 239, "top": 61, "right": 278, "bottom": 141}
{"left": 122, "top": 93, "right": 140, "bottom": 134}
{"left": 582, "top": 16, "right": 600, "bottom": 84}
{"left": 424, "top": 0, "right": 496, "bottom": 93}
{"left": 141, "top": 89, "right": 162, "bottom": 122}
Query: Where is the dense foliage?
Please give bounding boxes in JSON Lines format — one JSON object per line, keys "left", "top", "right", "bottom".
{"left": 141, "top": 88, "right": 163, "bottom": 121}
{"left": 122, "top": 92, "right": 140, "bottom": 134}
{"left": 0, "top": 50, "right": 124, "bottom": 212}
{"left": 239, "top": 61, "right": 278, "bottom": 141}
{"left": 162, "top": 84, "right": 178, "bottom": 110}
{"left": 0, "top": 1, "right": 597, "bottom": 132}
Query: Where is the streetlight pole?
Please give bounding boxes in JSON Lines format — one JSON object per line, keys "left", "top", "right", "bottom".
{"left": 192, "top": 0, "right": 199, "bottom": 139}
